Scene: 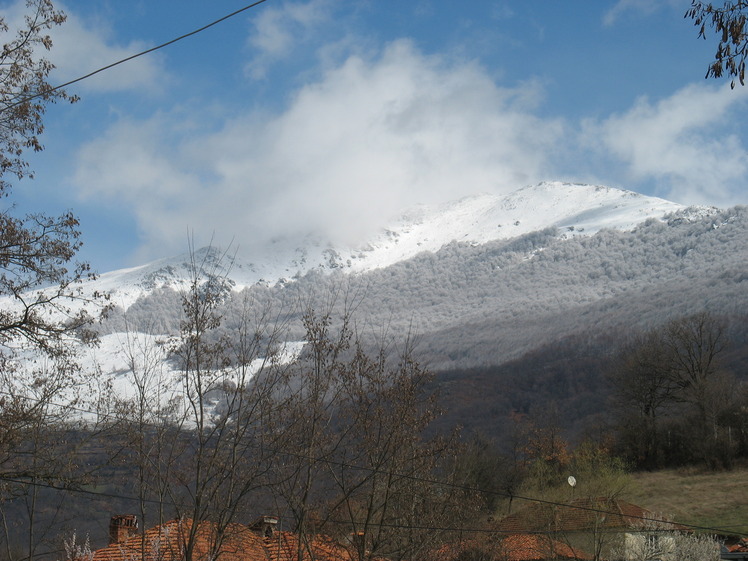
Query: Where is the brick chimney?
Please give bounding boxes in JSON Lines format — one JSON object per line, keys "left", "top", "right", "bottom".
{"left": 249, "top": 515, "right": 278, "bottom": 538}
{"left": 348, "top": 531, "right": 368, "bottom": 556}
{"left": 109, "top": 515, "right": 138, "bottom": 545}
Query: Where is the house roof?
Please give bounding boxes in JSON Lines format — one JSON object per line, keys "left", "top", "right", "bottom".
{"left": 497, "top": 498, "right": 665, "bottom": 534}
{"left": 728, "top": 538, "right": 748, "bottom": 553}
{"left": 263, "top": 532, "right": 355, "bottom": 561}
{"left": 92, "top": 519, "right": 353, "bottom": 561}
{"left": 500, "top": 534, "right": 592, "bottom": 561}
{"left": 432, "top": 534, "right": 592, "bottom": 561}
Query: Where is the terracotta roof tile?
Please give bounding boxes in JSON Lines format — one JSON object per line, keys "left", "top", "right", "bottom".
{"left": 92, "top": 519, "right": 353, "bottom": 561}
{"left": 728, "top": 538, "right": 748, "bottom": 553}
{"left": 431, "top": 534, "right": 591, "bottom": 561}
{"left": 263, "top": 531, "right": 354, "bottom": 561}
{"left": 501, "top": 534, "right": 591, "bottom": 560}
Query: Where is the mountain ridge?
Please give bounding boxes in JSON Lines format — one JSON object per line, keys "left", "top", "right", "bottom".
{"left": 91, "top": 181, "right": 709, "bottom": 312}
{"left": 9, "top": 181, "right": 748, "bottom": 436}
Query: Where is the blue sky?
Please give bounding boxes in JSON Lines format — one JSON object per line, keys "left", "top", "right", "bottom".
{"left": 5, "top": 0, "right": 748, "bottom": 272}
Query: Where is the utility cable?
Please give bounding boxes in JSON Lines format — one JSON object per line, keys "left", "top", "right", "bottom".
{"left": 2, "top": 0, "right": 271, "bottom": 112}
{"left": 0, "top": 474, "right": 725, "bottom": 540}
{"left": 0, "top": 383, "right": 744, "bottom": 538}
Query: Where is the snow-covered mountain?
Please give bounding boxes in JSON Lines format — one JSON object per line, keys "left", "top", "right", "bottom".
{"left": 90, "top": 182, "right": 706, "bottom": 312}
{"left": 11, "top": 180, "right": 748, "bottom": 430}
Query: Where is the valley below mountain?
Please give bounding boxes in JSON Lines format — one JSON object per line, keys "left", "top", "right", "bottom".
{"left": 5, "top": 180, "right": 748, "bottom": 553}
{"left": 72, "top": 181, "right": 748, "bottom": 443}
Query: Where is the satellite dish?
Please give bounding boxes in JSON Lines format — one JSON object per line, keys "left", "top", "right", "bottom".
{"left": 567, "top": 476, "right": 577, "bottom": 488}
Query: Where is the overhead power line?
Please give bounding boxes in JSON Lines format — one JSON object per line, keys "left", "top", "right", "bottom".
{"left": 3, "top": 0, "right": 271, "bottom": 112}
{"left": 0, "top": 474, "right": 733, "bottom": 541}
{"left": 0, "top": 384, "right": 744, "bottom": 538}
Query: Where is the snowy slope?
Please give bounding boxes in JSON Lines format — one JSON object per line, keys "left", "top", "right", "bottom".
{"left": 342, "top": 182, "right": 692, "bottom": 272}
{"left": 78, "top": 333, "right": 304, "bottom": 419}
{"left": 8, "top": 329, "right": 306, "bottom": 423}
{"left": 89, "top": 182, "right": 704, "bottom": 311}
{"left": 1, "top": 181, "right": 723, "bottom": 419}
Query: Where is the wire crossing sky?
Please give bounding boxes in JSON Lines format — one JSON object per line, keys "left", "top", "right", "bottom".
{"left": 1, "top": 389, "right": 744, "bottom": 539}
{"left": 5, "top": 0, "right": 748, "bottom": 272}
{"left": 28, "top": 0, "right": 270, "bottom": 102}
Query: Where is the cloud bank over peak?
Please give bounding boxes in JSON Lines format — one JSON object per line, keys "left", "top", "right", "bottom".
{"left": 73, "top": 40, "right": 564, "bottom": 263}
{"left": 63, "top": 0, "right": 748, "bottom": 267}
{"left": 583, "top": 83, "right": 748, "bottom": 206}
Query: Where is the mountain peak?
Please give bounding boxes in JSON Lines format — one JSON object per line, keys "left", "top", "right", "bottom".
{"left": 92, "top": 182, "right": 712, "bottom": 310}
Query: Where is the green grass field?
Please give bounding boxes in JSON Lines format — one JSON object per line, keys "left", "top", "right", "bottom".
{"left": 624, "top": 468, "right": 748, "bottom": 536}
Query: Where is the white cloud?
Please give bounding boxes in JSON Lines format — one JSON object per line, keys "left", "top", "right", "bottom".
{"left": 603, "top": 0, "right": 681, "bottom": 26}
{"left": 490, "top": 3, "right": 515, "bottom": 21}
{"left": 45, "top": 3, "right": 168, "bottom": 93}
{"left": 245, "top": 0, "right": 334, "bottom": 80}
{"left": 583, "top": 83, "right": 748, "bottom": 206}
{"left": 73, "top": 40, "right": 564, "bottom": 262}
{"left": 73, "top": 117, "right": 205, "bottom": 258}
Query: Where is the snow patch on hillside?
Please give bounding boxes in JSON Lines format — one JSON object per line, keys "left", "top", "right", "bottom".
{"left": 86, "top": 333, "right": 305, "bottom": 409}
{"left": 13, "top": 331, "right": 306, "bottom": 423}
{"left": 0, "top": 181, "right": 725, "bottom": 417}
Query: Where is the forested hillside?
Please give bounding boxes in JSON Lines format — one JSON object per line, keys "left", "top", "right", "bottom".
{"left": 3, "top": 1, "right": 748, "bottom": 558}
{"left": 8, "top": 187, "right": 748, "bottom": 561}
{"left": 100, "top": 204, "right": 748, "bottom": 371}
{"left": 87, "top": 204, "right": 748, "bottom": 469}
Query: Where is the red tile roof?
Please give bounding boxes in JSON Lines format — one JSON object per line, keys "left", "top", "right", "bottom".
{"left": 263, "top": 531, "right": 355, "bottom": 561}
{"left": 431, "top": 534, "right": 591, "bottom": 561}
{"left": 92, "top": 519, "right": 354, "bottom": 561}
{"left": 501, "top": 534, "right": 592, "bottom": 561}
{"left": 728, "top": 538, "right": 748, "bottom": 553}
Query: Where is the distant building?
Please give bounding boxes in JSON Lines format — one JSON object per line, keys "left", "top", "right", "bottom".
{"left": 90, "top": 515, "right": 354, "bottom": 561}
{"left": 495, "top": 497, "right": 712, "bottom": 561}
{"left": 436, "top": 533, "right": 593, "bottom": 561}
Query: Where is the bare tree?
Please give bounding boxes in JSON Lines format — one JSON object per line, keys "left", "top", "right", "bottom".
{"left": 155, "top": 245, "right": 292, "bottom": 561}
{"left": 0, "top": 355, "right": 106, "bottom": 561}
{"left": 514, "top": 405, "right": 572, "bottom": 495}
{"left": 0, "top": 0, "right": 92, "bottom": 371}
{"left": 686, "top": 1, "right": 748, "bottom": 87}
{"left": 662, "top": 313, "right": 733, "bottom": 465}
{"left": 611, "top": 515, "right": 719, "bottom": 561}
{"left": 0, "top": 7, "right": 102, "bottom": 551}
{"left": 61, "top": 531, "right": 93, "bottom": 561}
{"left": 326, "top": 336, "right": 466, "bottom": 561}
{"left": 106, "top": 322, "right": 183, "bottom": 561}
{"left": 664, "top": 314, "right": 726, "bottom": 407}
{"left": 268, "top": 301, "right": 354, "bottom": 561}
{"left": 452, "top": 433, "right": 521, "bottom": 515}
{"left": 610, "top": 313, "right": 736, "bottom": 467}
{"left": 608, "top": 330, "right": 678, "bottom": 468}
{"left": 0, "top": 0, "right": 77, "bottom": 188}
{"left": 267, "top": 303, "right": 469, "bottom": 561}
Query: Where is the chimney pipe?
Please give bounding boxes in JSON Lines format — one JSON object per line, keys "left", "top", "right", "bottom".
{"left": 109, "top": 515, "right": 138, "bottom": 545}
{"left": 249, "top": 515, "right": 278, "bottom": 538}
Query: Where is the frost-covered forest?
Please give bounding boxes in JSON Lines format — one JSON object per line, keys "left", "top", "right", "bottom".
{"left": 89, "top": 205, "right": 748, "bottom": 458}
{"left": 4, "top": 1, "right": 748, "bottom": 557}
{"left": 101, "top": 205, "right": 748, "bottom": 371}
